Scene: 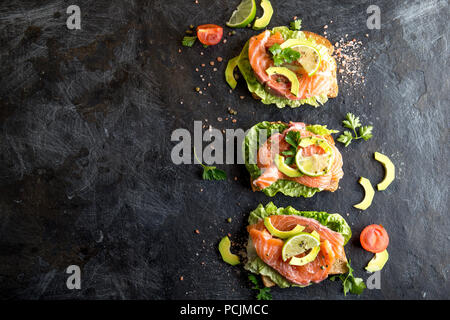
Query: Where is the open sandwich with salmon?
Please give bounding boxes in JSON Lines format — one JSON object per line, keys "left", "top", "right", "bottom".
{"left": 245, "top": 202, "right": 351, "bottom": 288}
{"left": 233, "top": 26, "right": 338, "bottom": 108}
{"left": 243, "top": 121, "right": 343, "bottom": 198}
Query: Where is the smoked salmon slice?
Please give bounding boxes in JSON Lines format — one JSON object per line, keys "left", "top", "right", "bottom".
{"left": 248, "top": 30, "right": 336, "bottom": 101}
{"left": 253, "top": 122, "right": 344, "bottom": 191}
{"left": 247, "top": 215, "right": 345, "bottom": 286}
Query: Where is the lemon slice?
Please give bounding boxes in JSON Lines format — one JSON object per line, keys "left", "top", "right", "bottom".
{"left": 264, "top": 216, "right": 305, "bottom": 239}
{"left": 295, "top": 137, "right": 334, "bottom": 177}
{"left": 252, "top": 0, "right": 273, "bottom": 30}
{"left": 282, "top": 232, "right": 320, "bottom": 262}
{"left": 226, "top": 0, "right": 257, "bottom": 28}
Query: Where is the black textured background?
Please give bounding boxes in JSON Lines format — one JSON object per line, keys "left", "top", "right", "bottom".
{"left": 0, "top": 0, "right": 448, "bottom": 300}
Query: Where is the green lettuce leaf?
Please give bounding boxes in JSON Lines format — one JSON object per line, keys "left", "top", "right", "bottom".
{"left": 245, "top": 202, "right": 352, "bottom": 288}
{"left": 236, "top": 27, "right": 330, "bottom": 108}
{"left": 242, "top": 121, "right": 288, "bottom": 180}
{"left": 243, "top": 121, "right": 319, "bottom": 198}
{"left": 261, "top": 180, "right": 319, "bottom": 198}
{"left": 306, "top": 124, "right": 339, "bottom": 136}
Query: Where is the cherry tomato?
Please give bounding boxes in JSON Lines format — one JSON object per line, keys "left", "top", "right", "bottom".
{"left": 360, "top": 224, "right": 389, "bottom": 253}
{"left": 196, "top": 24, "right": 223, "bottom": 46}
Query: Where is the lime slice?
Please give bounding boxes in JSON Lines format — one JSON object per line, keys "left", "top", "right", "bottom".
{"left": 282, "top": 232, "right": 320, "bottom": 262}
{"left": 365, "top": 249, "right": 389, "bottom": 272}
{"left": 289, "top": 245, "right": 320, "bottom": 266}
{"left": 293, "top": 45, "right": 321, "bottom": 76}
{"left": 280, "top": 40, "right": 321, "bottom": 76}
{"left": 225, "top": 56, "right": 239, "bottom": 89}
{"left": 295, "top": 138, "right": 334, "bottom": 177}
{"left": 274, "top": 154, "right": 302, "bottom": 177}
{"left": 264, "top": 216, "right": 305, "bottom": 239}
{"left": 226, "top": 0, "right": 257, "bottom": 28}
{"left": 252, "top": 0, "right": 273, "bottom": 30}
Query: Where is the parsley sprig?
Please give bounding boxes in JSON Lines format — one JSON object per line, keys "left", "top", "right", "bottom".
{"left": 248, "top": 274, "right": 272, "bottom": 300}
{"left": 193, "top": 148, "right": 226, "bottom": 181}
{"left": 337, "top": 113, "right": 373, "bottom": 147}
{"left": 290, "top": 19, "right": 302, "bottom": 31}
{"left": 269, "top": 44, "right": 301, "bottom": 66}
{"left": 182, "top": 36, "right": 197, "bottom": 47}
{"left": 330, "top": 260, "right": 366, "bottom": 296}
{"left": 282, "top": 131, "right": 302, "bottom": 165}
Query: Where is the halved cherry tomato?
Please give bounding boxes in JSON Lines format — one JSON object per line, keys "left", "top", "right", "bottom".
{"left": 196, "top": 24, "right": 223, "bottom": 46}
{"left": 360, "top": 224, "right": 389, "bottom": 253}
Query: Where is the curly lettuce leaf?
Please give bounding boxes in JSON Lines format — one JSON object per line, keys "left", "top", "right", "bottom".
{"left": 261, "top": 180, "right": 319, "bottom": 198}
{"left": 243, "top": 121, "right": 319, "bottom": 198}
{"left": 242, "top": 121, "right": 288, "bottom": 180}
{"left": 306, "top": 124, "right": 339, "bottom": 136}
{"left": 236, "top": 28, "right": 329, "bottom": 109}
{"left": 245, "top": 202, "right": 352, "bottom": 288}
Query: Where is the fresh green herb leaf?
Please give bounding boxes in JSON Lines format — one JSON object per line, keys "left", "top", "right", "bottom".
{"left": 202, "top": 166, "right": 227, "bottom": 180}
{"left": 337, "top": 113, "right": 373, "bottom": 147}
{"left": 284, "top": 156, "right": 294, "bottom": 165}
{"left": 182, "top": 36, "right": 197, "bottom": 47}
{"left": 359, "top": 125, "right": 373, "bottom": 141}
{"left": 337, "top": 131, "right": 353, "bottom": 147}
{"left": 248, "top": 274, "right": 272, "bottom": 300}
{"left": 284, "top": 131, "right": 301, "bottom": 148}
{"left": 268, "top": 43, "right": 282, "bottom": 56}
{"left": 194, "top": 148, "right": 227, "bottom": 180}
{"left": 257, "top": 287, "right": 272, "bottom": 300}
{"left": 248, "top": 274, "right": 259, "bottom": 286}
{"left": 281, "top": 149, "right": 295, "bottom": 156}
{"left": 330, "top": 260, "right": 366, "bottom": 296}
{"left": 290, "top": 19, "right": 302, "bottom": 31}
{"left": 269, "top": 44, "right": 301, "bottom": 66}
{"left": 342, "top": 112, "right": 362, "bottom": 131}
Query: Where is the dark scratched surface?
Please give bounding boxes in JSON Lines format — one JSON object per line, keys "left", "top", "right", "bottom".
{"left": 0, "top": 0, "right": 448, "bottom": 299}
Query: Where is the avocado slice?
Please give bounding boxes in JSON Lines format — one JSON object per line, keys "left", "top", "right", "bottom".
{"left": 274, "top": 154, "right": 302, "bottom": 177}
{"left": 225, "top": 56, "right": 240, "bottom": 89}
{"left": 354, "top": 177, "right": 375, "bottom": 210}
{"left": 266, "top": 67, "right": 299, "bottom": 97}
{"left": 264, "top": 216, "right": 305, "bottom": 239}
{"left": 252, "top": 0, "right": 274, "bottom": 30}
{"left": 365, "top": 249, "right": 389, "bottom": 272}
{"left": 289, "top": 245, "right": 320, "bottom": 266}
{"left": 374, "top": 152, "right": 395, "bottom": 191}
{"left": 218, "top": 236, "right": 240, "bottom": 266}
